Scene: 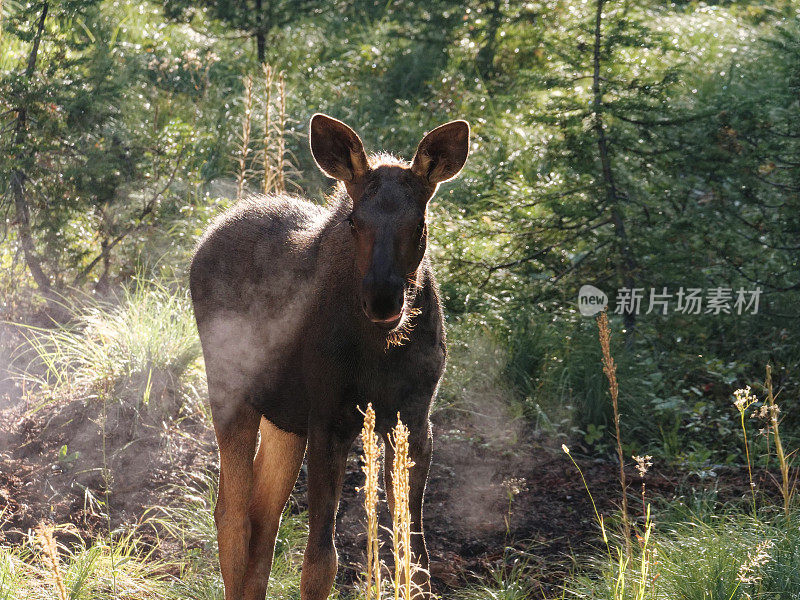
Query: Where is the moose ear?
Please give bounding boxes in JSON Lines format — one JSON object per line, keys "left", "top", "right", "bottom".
{"left": 309, "top": 114, "right": 370, "bottom": 182}
{"left": 411, "top": 120, "right": 470, "bottom": 185}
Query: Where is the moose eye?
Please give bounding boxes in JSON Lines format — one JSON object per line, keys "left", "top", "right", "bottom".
{"left": 346, "top": 215, "right": 356, "bottom": 233}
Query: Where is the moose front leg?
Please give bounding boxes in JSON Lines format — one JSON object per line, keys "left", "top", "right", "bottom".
{"left": 300, "top": 426, "right": 352, "bottom": 600}
{"left": 384, "top": 420, "right": 433, "bottom": 599}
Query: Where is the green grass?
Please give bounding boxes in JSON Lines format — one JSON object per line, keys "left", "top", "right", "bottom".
{"left": 0, "top": 473, "right": 310, "bottom": 600}
{"left": 444, "top": 499, "right": 800, "bottom": 600}
{"left": 561, "top": 509, "right": 800, "bottom": 600}
{"left": 153, "top": 470, "right": 310, "bottom": 600}
{"left": 13, "top": 276, "right": 201, "bottom": 420}
{"left": 452, "top": 548, "right": 537, "bottom": 600}
{"left": 149, "top": 469, "right": 308, "bottom": 590}
{"left": 0, "top": 529, "right": 174, "bottom": 600}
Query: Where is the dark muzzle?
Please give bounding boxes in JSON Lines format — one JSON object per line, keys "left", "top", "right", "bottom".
{"left": 362, "top": 274, "right": 404, "bottom": 327}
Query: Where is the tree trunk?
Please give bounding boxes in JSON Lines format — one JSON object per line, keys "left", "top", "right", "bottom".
{"left": 255, "top": 0, "right": 266, "bottom": 63}
{"left": 94, "top": 238, "right": 111, "bottom": 294}
{"left": 591, "top": 0, "right": 637, "bottom": 341}
{"left": 11, "top": 2, "right": 51, "bottom": 294}
{"left": 476, "top": 0, "right": 502, "bottom": 79}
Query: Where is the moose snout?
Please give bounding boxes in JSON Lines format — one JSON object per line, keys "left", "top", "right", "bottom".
{"left": 362, "top": 274, "right": 405, "bottom": 327}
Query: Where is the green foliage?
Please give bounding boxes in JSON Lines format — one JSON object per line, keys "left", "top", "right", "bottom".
{"left": 0, "top": 0, "right": 244, "bottom": 290}
{"left": 423, "top": 1, "right": 799, "bottom": 457}
{"left": 2, "top": 3, "right": 800, "bottom": 597}
{"left": 565, "top": 510, "right": 800, "bottom": 600}
{"left": 16, "top": 276, "right": 200, "bottom": 418}
{"left": 161, "top": 0, "right": 323, "bottom": 63}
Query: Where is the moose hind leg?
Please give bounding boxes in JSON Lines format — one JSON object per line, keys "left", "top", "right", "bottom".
{"left": 407, "top": 425, "right": 433, "bottom": 599}
{"left": 243, "top": 418, "right": 307, "bottom": 600}
{"left": 213, "top": 401, "right": 261, "bottom": 600}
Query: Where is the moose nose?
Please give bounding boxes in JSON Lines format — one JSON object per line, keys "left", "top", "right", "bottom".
{"left": 370, "top": 292, "right": 403, "bottom": 322}
{"left": 362, "top": 275, "right": 404, "bottom": 325}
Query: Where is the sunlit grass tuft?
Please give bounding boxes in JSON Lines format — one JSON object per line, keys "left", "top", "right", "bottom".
{"left": 0, "top": 473, "right": 310, "bottom": 600}
{"left": 564, "top": 509, "right": 800, "bottom": 600}
{"left": 0, "top": 527, "right": 175, "bottom": 600}
{"left": 359, "top": 403, "right": 383, "bottom": 600}
{"left": 452, "top": 549, "right": 537, "bottom": 600}
{"left": 13, "top": 276, "right": 201, "bottom": 418}
{"left": 390, "top": 416, "right": 415, "bottom": 600}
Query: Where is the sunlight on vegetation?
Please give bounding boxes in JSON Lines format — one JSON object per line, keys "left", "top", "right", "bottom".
{"left": 0, "top": 476, "right": 310, "bottom": 600}
{"left": 1, "top": 0, "right": 799, "bottom": 597}
{"left": 553, "top": 317, "right": 800, "bottom": 600}
{"left": 14, "top": 277, "right": 201, "bottom": 417}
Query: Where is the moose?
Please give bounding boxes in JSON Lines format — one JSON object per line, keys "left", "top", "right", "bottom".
{"left": 189, "top": 113, "right": 470, "bottom": 600}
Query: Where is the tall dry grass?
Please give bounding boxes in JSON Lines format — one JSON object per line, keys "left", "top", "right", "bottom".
{"left": 559, "top": 311, "right": 655, "bottom": 600}
{"left": 361, "top": 404, "right": 382, "bottom": 600}
{"left": 763, "top": 365, "right": 796, "bottom": 516}
{"left": 262, "top": 63, "right": 274, "bottom": 195}
{"left": 235, "top": 66, "right": 297, "bottom": 200}
{"left": 235, "top": 74, "right": 254, "bottom": 201}
{"left": 358, "top": 409, "right": 419, "bottom": 600}
{"left": 36, "top": 525, "right": 68, "bottom": 600}
{"left": 732, "top": 364, "right": 798, "bottom": 518}
{"left": 391, "top": 417, "right": 415, "bottom": 600}
{"left": 597, "top": 311, "right": 631, "bottom": 557}
{"left": 275, "top": 72, "right": 287, "bottom": 193}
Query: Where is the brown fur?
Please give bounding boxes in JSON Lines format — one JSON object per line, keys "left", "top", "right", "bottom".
{"left": 190, "top": 114, "right": 469, "bottom": 600}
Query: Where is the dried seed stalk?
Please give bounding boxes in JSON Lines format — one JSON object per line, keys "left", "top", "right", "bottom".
{"left": 597, "top": 311, "right": 631, "bottom": 557}
{"left": 391, "top": 415, "right": 414, "bottom": 600}
{"left": 262, "top": 63, "right": 274, "bottom": 195}
{"left": 360, "top": 403, "right": 382, "bottom": 600}
{"left": 765, "top": 365, "right": 795, "bottom": 516}
{"left": 276, "top": 72, "right": 287, "bottom": 193}
{"left": 37, "top": 524, "right": 68, "bottom": 600}
{"left": 235, "top": 74, "right": 253, "bottom": 201}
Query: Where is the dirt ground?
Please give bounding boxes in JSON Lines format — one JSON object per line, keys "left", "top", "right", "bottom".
{"left": 0, "top": 317, "right": 762, "bottom": 597}
{"left": 0, "top": 370, "right": 762, "bottom": 599}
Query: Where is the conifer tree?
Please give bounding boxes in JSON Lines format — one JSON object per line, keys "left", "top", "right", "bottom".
{"left": 1, "top": 1, "right": 147, "bottom": 290}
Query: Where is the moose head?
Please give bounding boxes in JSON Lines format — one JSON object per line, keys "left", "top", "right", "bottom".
{"left": 310, "top": 114, "right": 470, "bottom": 329}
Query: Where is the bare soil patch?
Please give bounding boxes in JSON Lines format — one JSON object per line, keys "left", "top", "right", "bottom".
{"left": 0, "top": 319, "right": 760, "bottom": 598}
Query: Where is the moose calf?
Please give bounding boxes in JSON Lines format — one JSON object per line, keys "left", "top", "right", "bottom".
{"left": 190, "top": 114, "right": 469, "bottom": 600}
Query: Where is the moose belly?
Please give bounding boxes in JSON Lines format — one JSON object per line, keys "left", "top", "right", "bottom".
{"left": 248, "top": 357, "right": 310, "bottom": 435}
